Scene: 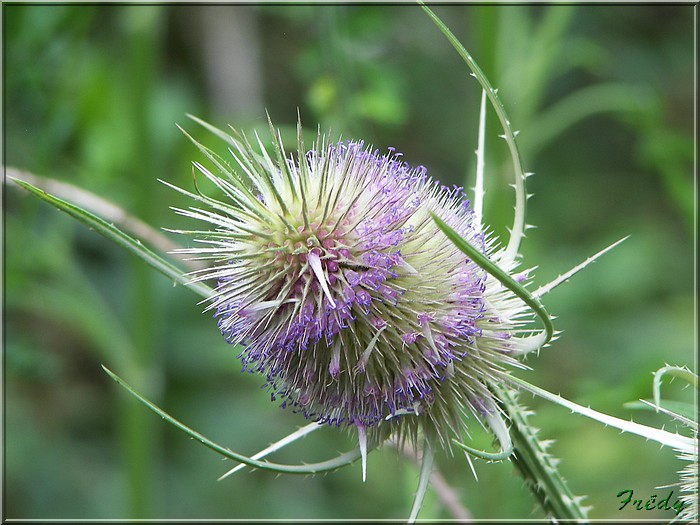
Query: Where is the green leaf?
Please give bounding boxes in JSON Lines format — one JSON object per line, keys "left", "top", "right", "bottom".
{"left": 11, "top": 177, "right": 213, "bottom": 300}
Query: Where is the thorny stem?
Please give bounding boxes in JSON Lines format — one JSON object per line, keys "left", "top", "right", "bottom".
{"left": 508, "top": 374, "right": 696, "bottom": 452}
{"left": 420, "top": 1, "right": 529, "bottom": 264}
{"left": 533, "top": 236, "right": 630, "bottom": 299}
{"left": 218, "top": 422, "right": 323, "bottom": 480}
{"left": 473, "top": 89, "right": 487, "bottom": 229}
{"left": 493, "top": 383, "right": 590, "bottom": 520}
{"left": 653, "top": 366, "right": 698, "bottom": 410}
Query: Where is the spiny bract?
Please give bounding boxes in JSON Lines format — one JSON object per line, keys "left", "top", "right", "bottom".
{"left": 169, "top": 118, "right": 537, "bottom": 451}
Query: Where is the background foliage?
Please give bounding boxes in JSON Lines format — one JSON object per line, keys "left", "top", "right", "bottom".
{"left": 4, "top": 3, "right": 695, "bottom": 520}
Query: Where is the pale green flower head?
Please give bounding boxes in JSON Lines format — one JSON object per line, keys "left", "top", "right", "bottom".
{"left": 168, "top": 117, "right": 541, "bottom": 453}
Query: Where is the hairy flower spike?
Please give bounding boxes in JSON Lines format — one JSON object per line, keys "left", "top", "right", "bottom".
{"left": 172, "top": 118, "right": 536, "bottom": 450}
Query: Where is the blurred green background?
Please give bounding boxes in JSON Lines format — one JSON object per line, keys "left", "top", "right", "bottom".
{"left": 4, "top": 3, "right": 695, "bottom": 520}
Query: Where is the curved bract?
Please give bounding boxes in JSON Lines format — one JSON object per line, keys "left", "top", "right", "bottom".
{"left": 102, "top": 366, "right": 365, "bottom": 475}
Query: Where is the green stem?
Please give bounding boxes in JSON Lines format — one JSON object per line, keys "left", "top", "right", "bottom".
{"left": 122, "top": 6, "right": 165, "bottom": 517}
{"left": 494, "top": 383, "right": 590, "bottom": 520}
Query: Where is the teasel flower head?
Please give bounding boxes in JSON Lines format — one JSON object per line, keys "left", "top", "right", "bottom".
{"left": 167, "top": 116, "right": 541, "bottom": 461}
{"left": 649, "top": 367, "right": 698, "bottom": 523}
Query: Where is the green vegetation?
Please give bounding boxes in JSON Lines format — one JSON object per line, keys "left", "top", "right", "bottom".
{"left": 5, "top": 4, "right": 694, "bottom": 520}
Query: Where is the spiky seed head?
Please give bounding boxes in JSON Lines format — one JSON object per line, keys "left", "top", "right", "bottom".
{"left": 171, "top": 119, "right": 535, "bottom": 449}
